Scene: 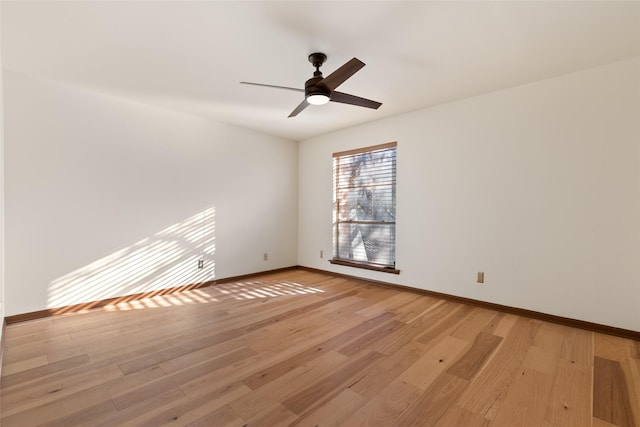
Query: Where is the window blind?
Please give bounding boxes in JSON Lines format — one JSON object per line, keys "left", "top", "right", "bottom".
{"left": 333, "top": 142, "right": 397, "bottom": 270}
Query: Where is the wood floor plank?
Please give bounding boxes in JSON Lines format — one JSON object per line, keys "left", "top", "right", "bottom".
{"left": 0, "top": 382, "right": 117, "bottom": 427}
{"left": 355, "top": 291, "right": 420, "bottom": 318}
{"left": 593, "top": 356, "right": 637, "bottom": 427}
{"left": 391, "top": 372, "right": 469, "bottom": 426}
{"left": 415, "top": 303, "right": 475, "bottom": 345}
{"left": 240, "top": 311, "right": 394, "bottom": 391}
{"left": 524, "top": 322, "right": 567, "bottom": 374}
{"left": 2, "top": 364, "right": 167, "bottom": 423}
{"left": 3, "top": 318, "right": 53, "bottom": 338}
{"left": 544, "top": 358, "right": 592, "bottom": 427}
{"left": 330, "top": 285, "right": 396, "bottom": 313}
{"left": 630, "top": 340, "right": 640, "bottom": 414}
{"left": 399, "top": 335, "right": 469, "bottom": 390}
{"left": 293, "top": 388, "right": 368, "bottom": 427}
{"left": 183, "top": 404, "right": 245, "bottom": 427}
{"left": 230, "top": 350, "right": 349, "bottom": 419}
{"left": 157, "top": 338, "right": 248, "bottom": 376}
{"left": 4, "top": 327, "right": 71, "bottom": 351}
{"left": 37, "top": 400, "right": 118, "bottom": 427}
{"left": 1, "top": 354, "right": 48, "bottom": 376}
{"left": 1, "top": 354, "right": 90, "bottom": 389}
{"left": 349, "top": 341, "right": 425, "bottom": 399}
{"left": 112, "top": 347, "right": 256, "bottom": 411}
{"left": 91, "top": 388, "right": 188, "bottom": 427}
{"left": 391, "top": 295, "right": 442, "bottom": 323}
{"left": 450, "top": 308, "right": 499, "bottom": 342}
{"left": 342, "top": 379, "right": 423, "bottom": 427}
{"left": 281, "top": 350, "right": 384, "bottom": 415}
{"left": 434, "top": 404, "right": 490, "bottom": 427}
{"left": 446, "top": 332, "right": 502, "bottom": 380}
{"left": 242, "top": 402, "right": 298, "bottom": 427}
{"left": 2, "top": 269, "right": 639, "bottom": 426}
{"left": 491, "top": 312, "right": 519, "bottom": 337}
{"left": 252, "top": 309, "right": 364, "bottom": 354}
{"left": 369, "top": 318, "right": 426, "bottom": 356}
{"left": 120, "top": 381, "right": 250, "bottom": 426}
{"left": 490, "top": 367, "right": 554, "bottom": 427}
{"left": 177, "top": 350, "right": 275, "bottom": 402}
{"left": 456, "top": 317, "right": 540, "bottom": 419}
{"left": 337, "top": 319, "right": 406, "bottom": 357}
{"left": 396, "top": 298, "right": 451, "bottom": 329}
{"left": 2, "top": 333, "right": 73, "bottom": 368}
{"left": 592, "top": 417, "right": 621, "bottom": 427}
{"left": 595, "top": 332, "right": 631, "bottom": 361}
{"left": 0, "top": 364, "right": 124, "bottom": 417}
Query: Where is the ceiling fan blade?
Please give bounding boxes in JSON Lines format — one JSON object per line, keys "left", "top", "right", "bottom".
{"left": 288, "top": 99, "right": 310, "bottom": 117}
{"left": 330, "top": 91, "right": 382, "bottom": 109}
{"left": 240, "top": 82, "right": 304, "bottom": 93}
{"left": 319, "top": 58, "right": 365, "bottom": 91}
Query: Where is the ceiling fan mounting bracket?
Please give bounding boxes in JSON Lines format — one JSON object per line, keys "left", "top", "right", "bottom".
{"left": 308, "top": 52, "right": 327, "bottom": 70}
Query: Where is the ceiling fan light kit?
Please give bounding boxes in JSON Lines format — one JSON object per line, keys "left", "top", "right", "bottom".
{"left": 241, "top": 52, "right": 382, "bottom": 117}
{"left": 306, "top": 94, "right": 330, "bottom": 105}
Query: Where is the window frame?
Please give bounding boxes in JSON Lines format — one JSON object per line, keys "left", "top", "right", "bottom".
{"left": 330, "top": 142, "right": 399, "bottom": 274}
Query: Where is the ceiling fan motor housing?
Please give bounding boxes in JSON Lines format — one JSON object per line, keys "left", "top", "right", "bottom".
{"left": 305, "top": 76, "right": 330, "bottom": 99}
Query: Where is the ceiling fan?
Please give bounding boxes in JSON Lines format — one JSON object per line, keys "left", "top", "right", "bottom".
{"left": 241, "top": 52, "right": 382, "bottom": 118}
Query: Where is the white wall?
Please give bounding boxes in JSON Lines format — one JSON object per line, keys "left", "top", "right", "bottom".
{"left": 299, "top": 57, "right": 640, "bottom": 332}
{"left": 0, "top": 6, "right": 5, "bottom": 334}
{"left": 4, "top": 71, "right": 298, "bottom": 316}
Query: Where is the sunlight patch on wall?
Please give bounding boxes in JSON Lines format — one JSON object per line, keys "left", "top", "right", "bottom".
{"left": 47, "top": 207, "right": 215, "bottom": 309}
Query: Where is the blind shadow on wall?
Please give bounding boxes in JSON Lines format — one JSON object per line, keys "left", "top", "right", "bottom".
{"left": 47, "top": 207, "right": 216, "bottom": 311}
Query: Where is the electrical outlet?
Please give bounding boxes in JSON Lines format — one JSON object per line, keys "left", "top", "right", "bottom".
{"left": 198, "top": 259, "right": 204, "bottom": 269}
{"left": 263, "top": 253, "right": 268, "bottom": 261}
{"left": 477, "top": 272, "right": 484, "bottom": 284}
{"left": 320, "top": 250, "right": 324, "bottom": 258}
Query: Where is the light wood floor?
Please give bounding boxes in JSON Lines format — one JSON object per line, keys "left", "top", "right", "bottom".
{"left": 1, "top": 269, "right": 639, "bottom": 426}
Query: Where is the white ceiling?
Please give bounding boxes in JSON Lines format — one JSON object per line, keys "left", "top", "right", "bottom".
{"left": 3, "top": 1, "right": 640, "bottom": 141}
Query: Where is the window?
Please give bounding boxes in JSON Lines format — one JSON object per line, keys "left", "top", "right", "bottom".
{"left": 331, "top": 142, "right": 398, "bottom": 274}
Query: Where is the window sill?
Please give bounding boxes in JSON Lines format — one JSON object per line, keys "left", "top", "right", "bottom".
{"left": 329, "top": 258, "right": 400, "bottom": 275}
